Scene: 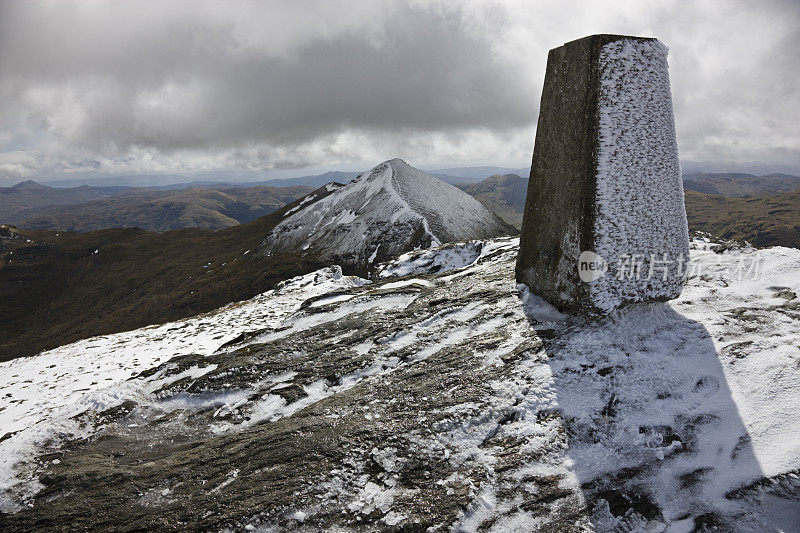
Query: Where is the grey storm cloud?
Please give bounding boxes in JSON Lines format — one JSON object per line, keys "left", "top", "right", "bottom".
{"left": 0, "top": 0, "right": 799, "bottom": 180}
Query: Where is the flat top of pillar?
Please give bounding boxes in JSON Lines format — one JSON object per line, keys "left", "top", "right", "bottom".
{"left": 557, "top": 34, "right": 657, "bottom": 51}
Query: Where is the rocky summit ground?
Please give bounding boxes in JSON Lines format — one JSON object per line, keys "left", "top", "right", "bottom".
{"left": 1, "top": 237, "right": 799, "bottom": 531}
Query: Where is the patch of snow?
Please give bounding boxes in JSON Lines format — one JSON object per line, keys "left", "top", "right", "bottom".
{"left": 252, "top": 293, "right": 417, "bottom": 345}
{"left": 379, "top": 278, "right": 433, "bottom": 290}
{"left": 368, "top": 244, "right": 380, "bottom": 264}
{"left": 283, "top": 193, "right": 316, "bottom": 216}
{"left": 377, "top": 238, "right": 518, "bottom": 279}
{"left": 307, "top": 293, "right": 356, "bottom": 307}
{"left": 348, "top": 481, "right": 397, "bottom": 516}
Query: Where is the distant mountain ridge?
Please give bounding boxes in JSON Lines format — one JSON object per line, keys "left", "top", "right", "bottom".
{"left": 456, "top": 174, "right": 528, "bottom": 228}
{"left": 427, "top": 165, "right": 530, "bottom": 184}
{"left": 7, "top": 168, "right": 800, "bottom": 251}
{"left": 238, "top": 171, "right": 358, "bottom": 189}
{"left": 0, "top": 180, "right": 127, "bottom": 221}
{"left": 682, "top": 172, "right": 800, "bottom": 197}
{"left": 15, "top": 186, "right": 314, "bottom": 232}
{"left": 2, "top": 168, "right": 527, "bottom": 233}
{"left": 12, "top": 159, "right": 800, "bottom": 190}
{"left": 681, "top": 160, "right": 800, "bottom": 176}
{"left": 21, "top": 166, "right": 534, "bottom": 190}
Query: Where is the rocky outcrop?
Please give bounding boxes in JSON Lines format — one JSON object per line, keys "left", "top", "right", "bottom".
{"left": 0, "top": 225, "right": 23, "bottom": 241}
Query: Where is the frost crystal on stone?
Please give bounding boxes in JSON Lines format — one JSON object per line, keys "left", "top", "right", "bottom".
{"left": 591, "top": 38, "right": 689, "bottom": 310}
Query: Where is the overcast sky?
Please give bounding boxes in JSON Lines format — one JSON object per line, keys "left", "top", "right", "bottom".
{"left": 1, "top": 0, "right": 798, "bottom": 183}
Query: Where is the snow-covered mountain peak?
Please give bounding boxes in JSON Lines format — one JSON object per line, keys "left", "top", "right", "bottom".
{"left": 262, "top": 158, "right": 514, "bottom": 272}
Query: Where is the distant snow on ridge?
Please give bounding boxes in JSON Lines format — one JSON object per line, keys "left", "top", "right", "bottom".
{"left": 261, "top": 158, "right": 514, "bottom": 272}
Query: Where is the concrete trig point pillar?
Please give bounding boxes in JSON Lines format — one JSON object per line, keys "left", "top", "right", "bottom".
{"left": 516, "top": 34, "right": 689, "bottom": 313}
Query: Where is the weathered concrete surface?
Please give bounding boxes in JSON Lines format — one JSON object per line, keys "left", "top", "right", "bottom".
{"left": 516, "top": 34, "right": 687, "bottom": 313}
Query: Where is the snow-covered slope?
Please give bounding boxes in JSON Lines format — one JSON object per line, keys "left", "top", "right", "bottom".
{"left": 262, "top": 158, "right": 514, "bottom": 272}
{"left": 1, "top": 238, "right": 798, "bottom": 531}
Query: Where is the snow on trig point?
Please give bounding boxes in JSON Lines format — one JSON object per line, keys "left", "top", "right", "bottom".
{"left": 516, "top": 34, "right": 690, "bottom": 313}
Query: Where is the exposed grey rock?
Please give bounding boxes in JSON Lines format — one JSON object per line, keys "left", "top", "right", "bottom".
{"left": 0, "top": 225, "right": 23, "bottom": 241}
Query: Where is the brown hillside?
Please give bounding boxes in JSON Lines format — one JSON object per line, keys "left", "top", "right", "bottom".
{"left": 0, "top": 190, "right": 333, "bottom": 362}
{"left": 684, "top": 189, "right": 800, "bottom": 248}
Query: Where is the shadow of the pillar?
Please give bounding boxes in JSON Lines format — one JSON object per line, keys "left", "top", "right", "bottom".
{"left": 529, "top": 302, "right": 771, "bottom": 531}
